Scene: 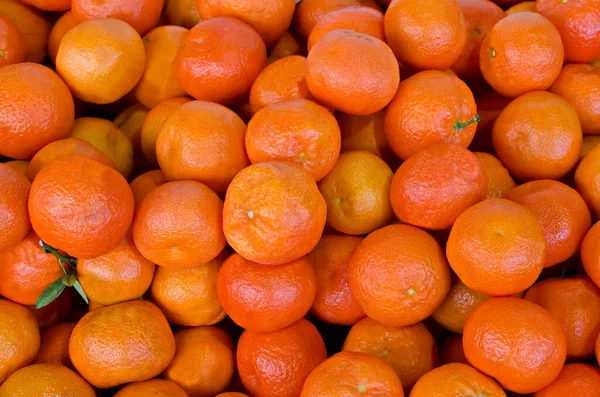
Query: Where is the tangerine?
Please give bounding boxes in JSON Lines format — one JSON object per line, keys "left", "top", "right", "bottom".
{"left": 306, "top": 29, "right": 399, "bottom": 115}
{"left": 223, "top": 161, "right": 326, "bottom": 265}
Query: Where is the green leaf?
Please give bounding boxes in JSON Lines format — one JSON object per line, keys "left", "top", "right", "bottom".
{"left": 73, "top": 280, "right": 89, "bottom": 304}
{"left": 35, "top": 278, "right": 66, "bottom": 309}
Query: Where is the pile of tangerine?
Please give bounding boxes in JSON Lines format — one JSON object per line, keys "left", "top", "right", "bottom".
{"left": 0, "top": 0, "right": 599, "bottom": 396}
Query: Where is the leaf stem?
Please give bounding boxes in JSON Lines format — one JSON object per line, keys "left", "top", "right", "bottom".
{"left": 455, "top": 114, "right": 481, "bottom": 131}
{"left": 36, "top": 240, "right": 88, "bottom": 307}
{"left": 40, "top": 240, "right": 77, "bottom": 269}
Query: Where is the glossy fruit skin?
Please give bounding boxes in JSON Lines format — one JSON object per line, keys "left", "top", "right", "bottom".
{"left": 34, "top": 322, "right": 76, "bottom": 368}
{"left": 349, "top": 224, "right": 451, "bottom": 327}
{"left": 0, "top": 363, "right": 95, "bottom": 397}
{"left": 164, "top": 326, "right": 235, "bottom": 397}
{"left": 306, "top": 30, "right": 399, "bottom": 115}
{"left": 246, "top": 98, "right": 340, "bottom": 181}
{"left": 249, "top": 55, "right": 315, "bottom": 114}
{"left": 410, "top": 363, "right": 506, "bottom": 397}
{"left": 576, "top": 144, "right": 600, "bottom": 219}
{"left": 197, "top": 0, "right": 295, "bottom": 48}
{"left": 505, "top": 180, "right": 591, "bottom": 268}
{"left": 5, "top": 160, "right": 29, "bottom": 176}
{"left": 582, "top": 222, "right": 600, "bottom": 288}
{"left": 384, "top": 71, "right": 478, "bottom": 161}
{"left": 134, "top": 26, "right": 188, "bottom": 109}
{"left": 463, "top": 297, "right": 567, "bottom": 394}
{"left": 307, "top": 5, "right": 384, "bottom": 51}
{"left": 78, "top": 235, "right": 155, "bottom": 306}
{"left": 432, "top": 278, "right": 491, "bottom": 334}
{"left": 218, "top": 254, "right": 316, "bottom": 332}
{"left": 27, "top": 138, "right": 115, "bottom": 181}
{"left": 390, "top": 144, "right": 487, "bottom": 230}
{"left": 0, "top": 299, "right": 40, "bottom": 384}
{"left": 0, "top": 164, "right": 30, "bottom": 252}
{"left": 475, "top": 152, "right": 516, "bottom": 199}
{"left": 72, "top": 0, "right": 164, "bottom": 35}
{"left": 550, "top": 64, "right": 600, "bottom": 136}
{"left": 140, "top": 97, "right": 191, "bottom": 166}
{"left": 451, "top": 0, "right": 505, "bottom": 79}
{"left": 133, "top": 181, "right": 226, "bottom": 269}
{"left": 300, "top": 351, "right": 404, "bottom": 397}
{"left": 384, "top": 0, "right": 467, "bottom": 70}
{"left": 130, "top": 170, "right": 167, "bottom": 208}
{"left": 70, "top": 117, "right": 134, "bottom": 180}
{"left": 493, "top": 91, "right": 582, "bottom": 182}
{"left": 0, "top": 14, "right": 25, "bottom": 66}
{"left": 292, "top": 0, "right": 360, "bottom": 39}
{"left": 343, "top": 318, "right": 437, "bottom": 388}
{"left": 223, "top": 161, "right": 326, "bottom": 265}
{"left": 57, "top": 19, "right": 146, "bottom": 105}
{"left": 524, "top": 276, "right": 600, "bottom": 361}
{"left": 480, "top": 12, "right": 564, "bottom": 98}
{"left": 447, "top": 199, "right": 546, "bottom": 296}
{"left": 536, "top": 0, "right": 600, "bottom": 63}
{"left": 69, "top": 300, "right": 175, "bottom": 389}
{"left": 318, "top": 151, "right": 393, "bottom": 235}
{"left": 29, "top": 155, "right": 134, "bottom": 259}
{"left": 114, "top": 379, "right": 190, "bottom": 397}
{"left": 0, "top": 63, "right": 74, "bottom": 160}
{"left": 156, "top": 100, "right": 249, "bottom": 195}
{"left": 308, "top": 235, "right": 364, "bottom": 325}
{"left": 176, "top": 17, "right": 267, "bottom": 105}
{"left": 0, "top": 0, "right": 51, "bottom": 63}
{"left": 151, "top": 255, "right": 226, "bottom": 326}
{"left": 246, "top": 98, "right": 341, "bottom": 181}
{"left": 47, "top": 11, "right": 76, "bottom": 64}
{"left": 534, "top": 363, "right": 600, "bottom": 397}
{"left": 0, "top": 231, "right": 62, "bottom": 306}
{"left": 237, "top": 319, "right": 327, "bottom": 397}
